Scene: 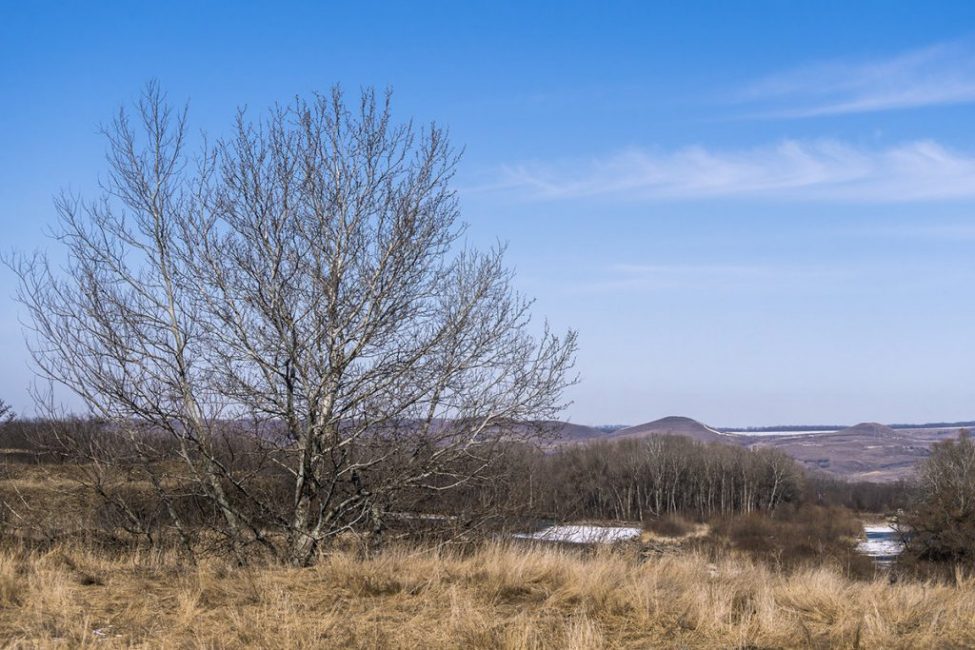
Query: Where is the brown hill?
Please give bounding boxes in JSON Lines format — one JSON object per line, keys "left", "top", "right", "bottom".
{"left": 542, "top": 416, "right": 965, "bottom": 481}
{"left": 830, "top": 422, "right": 898, "bottom": 438}
{"left": 545, "top": 421, "right": 606, "bottom": 442}
{"left": 745, "top": 422, "right": 958, "bottom": 482}
{"left": 607, "top": 416, "right": 736, "bottom": 445}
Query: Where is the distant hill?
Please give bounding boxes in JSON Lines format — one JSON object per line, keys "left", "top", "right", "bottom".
{"left": 542, "top": 415, "right": 972, "bottom": 481}
{"left": 743, "top": 421, "right": 966, "bottom": 482}
{"left": 606, "top": 416, "right": 734, "bottom": 444}
{"left": 546, "top": 421, "right": 606, "bottom": 442}
{"left": 830, "top": 422, "right": 898, "bottom": 438}
{"left": 719, "top": 424, "right": 844, "bottom": 434}
{"left": 591, "top": 424, "right": 629, "bottom": 434}
{"left": 721, "top": 420, "right": 975, "bottom": 434}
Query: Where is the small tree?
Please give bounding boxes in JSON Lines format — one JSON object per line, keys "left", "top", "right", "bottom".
{"left": 10, "top": 84, "right": 577, "bottom": 565}
{"left": 902, "top": 430, "right": 975, "bottom": 564}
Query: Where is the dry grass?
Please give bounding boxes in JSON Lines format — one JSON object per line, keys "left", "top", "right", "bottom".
{"left": 0, "top": 541, "right": 970, "bottom": 649}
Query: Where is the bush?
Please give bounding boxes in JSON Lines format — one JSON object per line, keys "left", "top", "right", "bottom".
{"left": 901, "top": 431, "right": 975, "bottom": 566}
{"left": 705, "top": 505, "right": 874, "bottom": 578}
{"left": 644, "top": 514, "right": 696, "bottom": 538}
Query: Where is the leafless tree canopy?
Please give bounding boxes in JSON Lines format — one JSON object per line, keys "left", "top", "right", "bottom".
{"left": 9, "top": 84, "right": 577, "bottom": 564}
{"left": 521, "top": 436, "right": 802, "bottom": 522}
{"left": 902, "top": 430, "right": 975, "bottom": 564}
{"left": 0, "top": 400, "right": 13, "bottom": 424}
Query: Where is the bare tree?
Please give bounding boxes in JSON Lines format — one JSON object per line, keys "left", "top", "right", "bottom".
{"left": 525, "top": 435, "right": 802, "bottom": 523}
{"left": 901, "top": 430, "right": 975, "bottom": 564}
{"left": 0, "top": 400, "right": 13, "bottom": 424}
{"left": 9, "top": 83, "right": 577, "bottom": 565}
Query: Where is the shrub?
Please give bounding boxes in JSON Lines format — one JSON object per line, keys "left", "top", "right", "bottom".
{"left": 645, "top": 514, "right": 696, "bottom": 538}
{"left": 705, "top": 505, "right": 874, "bottom": 577}
{"left": 900, "top": 430, "right": 975, "bottom": 566}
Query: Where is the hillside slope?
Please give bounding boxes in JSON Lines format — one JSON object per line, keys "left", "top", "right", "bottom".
{"left": 548, "top": 415, "right": 968, "bottom": 481}
{"left": 606, "top": 416, "right": 736, "bottom": 445}
{"left": 744, "top": 422, "right": 961, "bottom": 481}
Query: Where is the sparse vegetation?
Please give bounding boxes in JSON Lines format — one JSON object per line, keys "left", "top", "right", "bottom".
{"left": 703, "top": 505, "right": 875, "bottom": 578}
{"left": 0, "top": 439, "right": 967, "bottom": 647}
{"left": 0, "top": 540, "right": 971, "bottom": 648}
{"left": 643, "top": 514, "right": 697, "bottom": 538}
{"left": 901, "top": 430, "right": 975, "bottom": 567}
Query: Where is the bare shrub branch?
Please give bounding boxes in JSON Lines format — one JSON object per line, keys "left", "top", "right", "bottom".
{"left": 7, "top": 84, "right": 578, "bottom": 564}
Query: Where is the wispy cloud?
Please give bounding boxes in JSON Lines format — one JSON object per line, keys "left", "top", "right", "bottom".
{"left": 740, "top": 41, "right": 975, "bottom": 117}
{"left": 494, "top": 139, "right": 975, "bottom": 202}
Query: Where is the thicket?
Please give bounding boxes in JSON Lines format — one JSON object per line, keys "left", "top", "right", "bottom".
{"left": 804, "top": 474, "right": 912, "bottom": 513}
{"left": 0, "top": 413, "right": 941, "bottom": 583}
{"left": 704, "top": 505, "right": 874, "bottom": 577}
{"left": 900, "top": 430, "right": 975, "bottom": 567}
{"left": 522, "top": 436, "right": 802, "bottom": 521}
{"left": 0, "top": 417, "right": 860, "bottom": 550}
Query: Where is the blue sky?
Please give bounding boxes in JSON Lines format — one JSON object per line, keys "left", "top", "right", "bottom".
{"left": 3, "top": 1, "right": 975, "bottom": 426}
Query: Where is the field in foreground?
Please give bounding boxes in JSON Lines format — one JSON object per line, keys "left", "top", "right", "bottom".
{"left": 1, "top": 542, "right": 973, "bottom": 649}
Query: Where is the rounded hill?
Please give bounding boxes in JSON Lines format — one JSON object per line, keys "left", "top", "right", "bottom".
{"left": 607, "top": 416, "right": 733, "bottom": 444}
{"left": 832, "top": 422, "right": 898, "bottom": 438}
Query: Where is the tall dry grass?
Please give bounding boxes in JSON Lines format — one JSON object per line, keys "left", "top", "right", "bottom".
{"left": 0, "top": 541, "right": 971, "bottom": 648}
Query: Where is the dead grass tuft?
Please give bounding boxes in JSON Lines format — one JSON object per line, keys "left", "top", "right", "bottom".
{"left": 0, "top": 540, "right": 970, "bottom": 648}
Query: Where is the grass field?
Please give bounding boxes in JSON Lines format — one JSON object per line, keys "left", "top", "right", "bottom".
{"left": 0, "top": 540, "right": 972, "bottom": 649}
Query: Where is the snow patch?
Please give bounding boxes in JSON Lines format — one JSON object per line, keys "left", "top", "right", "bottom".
{"left": 864, "top": 524, "right": 896, "bottom": 534}
{"left": 858, "top": 524, "right": 904, "bottom": 559}
{"left": 731, "top": 430, "right": 840, "bottom": 437}
{"left": 513, "top": 524, "right": 642, "bottom": 544}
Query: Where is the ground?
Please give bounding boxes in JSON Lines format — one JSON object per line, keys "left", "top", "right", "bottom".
{"left": 0, "top": 541, "right": 973, "bottom": 648}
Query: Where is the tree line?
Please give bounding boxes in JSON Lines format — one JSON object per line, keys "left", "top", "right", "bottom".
{"left": 519, "top": 436, "right": 802, "bottom": 521}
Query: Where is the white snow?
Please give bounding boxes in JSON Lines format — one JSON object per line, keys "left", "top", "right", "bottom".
{"left": 864, "top": 524, "right": 897, "bottom": 534}
{"left": 858, "top": 524, "right": 904, "bottom": 558}
{"left": 513, "top": 524, "right": 642, "bottom": 544}
{"left": 731, "top": 430, "right": 839, "bottom": 437}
